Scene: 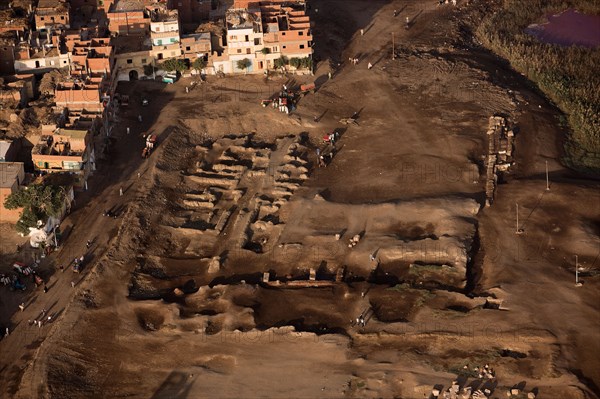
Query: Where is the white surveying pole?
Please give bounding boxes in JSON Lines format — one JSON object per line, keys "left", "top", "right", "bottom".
{"left": 392, "top": 32, "right": 395, "bottom": 60}
{"left": 545, "top": 161, "right": 550, "bottom": 191}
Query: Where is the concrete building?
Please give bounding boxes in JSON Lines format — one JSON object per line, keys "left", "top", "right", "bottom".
{"left": 34, "top": 0, "right": 70, "bottom": 34}
{"left": 112, "top": 35, "right": 152, "bottom": 81}
{"left": 213, "top": 1, "right": 313, "bottom": 74}
{"left": 260, "top": 1, "right": 312, "bottom": 69}
{"left": 0, "top": 162, "right": 26, "bottom": 223}
{"left": 180, "top": 32, "right": 211, "bottom": 64}
{"left": 108, "top": 7, "right": 150, "bottom": 36}
{"left": 31, "top": 128, "right": 95, "bottom": 188}
{"left": 213, "top": 8, "right": 263, "bottom": 73}
{"left": 150, "top": 8, "right": 182, "bottom": 60}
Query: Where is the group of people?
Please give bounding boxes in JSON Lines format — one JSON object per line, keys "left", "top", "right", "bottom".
{"left": 355, "top": 314, "right": 367, "bottom": 327}
{"left": 72, "top": 255, "right": 85, "bottom": 273}
{"left": 315, "top": 131, "right": 341, "bottom": 168}
{"left": 28, "top": 309, "right": 52, "bottom": 329}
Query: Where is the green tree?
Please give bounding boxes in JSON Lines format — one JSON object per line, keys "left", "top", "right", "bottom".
{"left": 160, "top": 58, "right": 187, "bottom": 73}
{"left": 143, "top": 64, "right": 157, "bottom": 76}
{"left": 274, "top": 55, "right": 288, "bottom": 69}
{"left": 289, "top": 57, "right": 301, "bottom": 69}
{"left": 236, "top": 58, "right": 251, "bottom": 74}
{"left": 192, "top": 57, "right": 207, "bottom": 74}
{"left": 5, "top": 184, "right": 68, "bottom": 235}
{"left": 260, "top": 47, "right": 270, "bottom": 55}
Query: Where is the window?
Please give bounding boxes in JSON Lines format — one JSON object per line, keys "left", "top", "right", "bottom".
{"left": 141, "top": 58, "right": 146, "bottom": 63}
{"left": 61, "top": 16, "right": 65, "bottom": 20}
{"left": 126, "top": 59, "right": 132, "bottom": 64}
{"left": 299, "top": 44, "right": 304, "bottom": 49}
{"left": 157, "top": 39, "right": 162, "bottom": 45}
{"left": 63, "top": 60, "right": 67, "bottom": 64}
{"left": 299, "top": 31, "right": 304, "bottom": 36}
{"left": 282, "top": 45, "right": 286, "bottom": 49}
{"left": 156, "top": 26, "right": 160, "bottom": 32}
{"left": 254, "top": 38, "right": 260, "bottom": 45}
{"left": 231, "top": 35, "right": 237, "bottom": 40}
{"left": 40, "top": 17, "right": 45, "bottom": 20}
{"left": 63, "top": 161, "right": 81, "bottom": 170}
{"left": 244, "top": 35, "right": 249, "bottom": 41}
{"left": 272, "top": 46, "right": 278, "bottom": 52}
{"left": 246, "top": 48, "right": 251, "bottom": 54}
{"left": 282, "top": 32, "right": 286, "bottom": 36}
{"left": 237, "top": 49, "right": 242, "bottom": 54}
{"left": 186, "top": 46, "right": 190, "bottom": 51}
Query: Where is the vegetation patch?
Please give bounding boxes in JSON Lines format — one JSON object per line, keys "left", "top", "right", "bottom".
{"left": 4, "top": 183, "right": 69, "bottom": 235}
{"left": 475, "top": 0, "right": 600, "bottom": 172}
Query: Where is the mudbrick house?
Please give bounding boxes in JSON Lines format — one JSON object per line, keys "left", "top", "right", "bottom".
{"left": 31, "top": 128, "right": 95, "bottom": 189}
{"left": 0, "top": 162, "right": 26, "bottom": 223}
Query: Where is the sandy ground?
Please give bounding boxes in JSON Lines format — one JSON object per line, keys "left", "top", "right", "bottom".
{"left": 0, "top": 0, "right": 599, "bottom": 398}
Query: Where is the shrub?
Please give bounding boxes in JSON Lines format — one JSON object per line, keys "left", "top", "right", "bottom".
{"left": 475, "top": 0, "right": 600, "bottom": 172}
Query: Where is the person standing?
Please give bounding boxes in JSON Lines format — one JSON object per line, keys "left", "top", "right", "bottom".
{"left": 19, "top": 303, "right": 25, "bottom": 312}
{"left": 119, "top": 187, "right": 123, "bottom": 196}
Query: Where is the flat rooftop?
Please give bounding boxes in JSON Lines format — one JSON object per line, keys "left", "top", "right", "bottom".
{"left": 112, "top": 35, "right": 151, "bottom": 54}
{"left": 0, "top": 162, "right": 24, "bottom": 188}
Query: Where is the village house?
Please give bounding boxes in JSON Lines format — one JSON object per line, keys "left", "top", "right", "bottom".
{"left": 112, "top": 35, "right": 152, "bottom": 81}
{"left": 213, "top": 8, "right": 263, "bottom": 74}
{"left": 13, "top": 31, "right": 70, "bottom": 74}
{"left": 149, "top": 8, "right": 181, "bottom": 61}
{"left": 0, "top": 162, "right": 26, "bottom": 223}
{"left": 108, "top": 5, "right": 150, "bottom": 36}
{"left": 34, "top": 0, "right": 71, "bottom": 34}
{"left": 213, "top": 0, "right": 313, "bottom": 74}
{"left": 259, "top": 0, "right": 312, "bottom": 70}
{"left": 54, "top": 35, "right": 116, "bottom": 113}
{"left": 31, "top": 128, "right": 95, "bottom": 189}
{"left": 180, "top": 32, "right": 211, "bottom": 65}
